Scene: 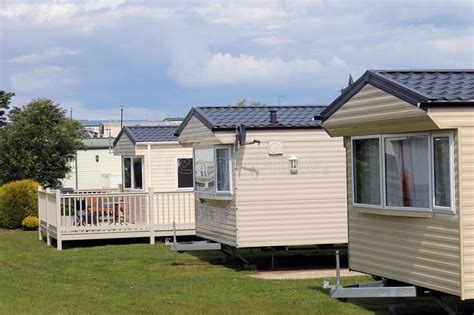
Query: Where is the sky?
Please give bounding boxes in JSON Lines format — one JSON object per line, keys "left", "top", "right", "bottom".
{"left": 1, "top": 0, "right": 473, "bottom": 121}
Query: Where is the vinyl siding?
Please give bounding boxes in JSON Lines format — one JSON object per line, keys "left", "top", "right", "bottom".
{"left": 346, "top": 139, "right": 461, "bottom": 296}
{"left": 178, "top": 116, "right": 220, "bottom": 145}
{"left": 429, "top": 107, "right": 474, "bottom": 300}
{"left": 113, "top": 133, "right": 136, "bottom": 156}
{"left": 323, "top": 84, "right": 438, "bottom": 137}
{"left": 195, "top": 198, "right": 237, "bottom": 246}
{"left": 62, "top": 149, "right": 122, "bottom": 189}
{"left": 135, "top": 144, "right": 193, "bottom": 192}
{"left": 235, "top": 129, "right": 348, "bottom": 247}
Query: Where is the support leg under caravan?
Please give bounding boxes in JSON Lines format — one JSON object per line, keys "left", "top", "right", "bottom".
{"left": 166, "top": 222, "right": 256, "bottom": 269}
{"left": 322, "top": 250, "right": 458, "bottom": 315}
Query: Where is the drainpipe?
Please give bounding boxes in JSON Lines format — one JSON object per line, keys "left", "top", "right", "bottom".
{"left": 75, "top": 151, "right": 78, "bottom": 189}
{"left": 147, "top": 144, "right": 152, "bottom": 190}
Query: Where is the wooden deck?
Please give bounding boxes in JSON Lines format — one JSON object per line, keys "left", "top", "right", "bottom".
{"left": 38, "top": 188, "right": 196, "bottom": 250}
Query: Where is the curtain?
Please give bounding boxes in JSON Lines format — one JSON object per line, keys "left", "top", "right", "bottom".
{"left": 385, "top": 136, "right": 429, "bottom": 208}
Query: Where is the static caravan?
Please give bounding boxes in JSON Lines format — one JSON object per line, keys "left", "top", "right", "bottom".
{"left": 322, "top": 70, "right": 474, "bottom": 301}
{"left": 38, "top": 126, "right": 196, "bottom": 250}
{"left": 62, "top": 138, "right": 122, "bottom": 190}
{"left": 175, "top": 106, "right": 348, "bottom": 249}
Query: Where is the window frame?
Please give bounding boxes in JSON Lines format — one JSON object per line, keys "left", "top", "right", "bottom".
{"left": 351, "top": 131, "right": 455, "bottom": 214}
{"left": 352, "top": 135, "right": 383, "bottom": 209}
{"left": 215, "top": 146, "right": 233, "bottom": 194}
{"left": 431, "top": 132, "right": 456, "bottom": 214}
{"left": 122, "top": 156, "right": 144, "bottom": 191}
{"left": 176, "top": 156, "right": 194, "bottom": 191}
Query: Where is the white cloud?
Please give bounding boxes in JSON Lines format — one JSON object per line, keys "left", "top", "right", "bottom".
{"left": 8, "top": 47, "right": 79, "bottom": 64}
{"left": 170, "top": 53, "right": 328, "bottom": 86}
{"left": 1, "top": 0, "right": 473, "bottom": 106}
{"left": 252, "top": 36, "right": 294, "bottom": 46}
{"left": 0, "top": 0, "right": 125, "bottom": 21}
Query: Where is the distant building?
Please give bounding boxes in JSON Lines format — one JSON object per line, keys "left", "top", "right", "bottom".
{"left": 62, "top": 138, "right": 122, "bottom": 189}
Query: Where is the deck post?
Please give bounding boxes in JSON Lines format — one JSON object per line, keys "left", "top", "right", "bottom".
{"left": 148, "top": 187, "right": 155, "bottom": 244}
{"left": 46, "top": 188, "right": 51, "bottom": 246}
{"left": 38, "top": 187, "right": 42, "bottom": 241}
{"left": 55, "top": 190, "right": 62, "bottom": 251}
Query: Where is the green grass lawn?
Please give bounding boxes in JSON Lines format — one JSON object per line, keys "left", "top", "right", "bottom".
{"left": 0, "top": 230, "right": 446, "bottom": 314}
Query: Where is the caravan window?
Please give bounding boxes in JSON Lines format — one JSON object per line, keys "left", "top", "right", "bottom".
{"left": 123, "top": 157, "right": 143, "bottom": 190}
{"left": 194, "top": 146, "right": 232, "bottom": 194}
{"left": 194, "top": 148, "right": 215, "bottom": 192}
{"left": 216, "top": 148, "right": 231, "bottom": 193}
{"left": 384, "top": 135, "right": 429, "bottom": 209}
{"left": 177, "top": 158, "right": 194, "bottom": 189}
{"left": 353, "top": 137, "right": 381, "bottom": 206}
{"left": 351, "top": 132, "right": 455, "bottom": 213}
{"left": 432, "top": 134, "right": 454, "bottom": 210}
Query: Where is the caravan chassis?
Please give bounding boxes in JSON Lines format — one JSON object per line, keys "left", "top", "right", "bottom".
{"left": 323, "top": 250, "right": 456, "bottom": 315}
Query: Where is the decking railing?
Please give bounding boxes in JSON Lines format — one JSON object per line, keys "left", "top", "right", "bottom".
{"left": 38, "top": 188, "right": 195, "bottom": 250}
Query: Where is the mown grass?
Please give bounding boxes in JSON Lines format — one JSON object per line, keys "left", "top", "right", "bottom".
{"left": 0, "top": 230, "right": 445, "bottom": 314}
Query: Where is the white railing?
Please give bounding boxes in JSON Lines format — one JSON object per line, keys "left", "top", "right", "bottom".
{"left": 152, "top": 191, "right": 195, "bottom": 231}
{"left": 38, "top": 187, "right": 195, "bottom": 250}
{"left": 59, "top": 191, "right": 149, "bottom": 233}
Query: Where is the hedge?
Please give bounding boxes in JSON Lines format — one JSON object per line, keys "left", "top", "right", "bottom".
{"left": 0, "top": 179, "right": 39, "bottom": 228}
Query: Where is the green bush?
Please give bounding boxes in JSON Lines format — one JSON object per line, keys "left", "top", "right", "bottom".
{"left": 0, "top": 180, "right": 39, "bottom": 228}
{"left": 21, "top": 215, "right": 39, "bottom": 230}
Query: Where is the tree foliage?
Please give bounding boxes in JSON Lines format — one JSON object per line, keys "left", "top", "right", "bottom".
{"left": 0, "top": 90, "right": 14, "bottom": 126}
{"left": 233, "top": 99, "right": 264, "bottom": 107}
{"left": 0, "top": 98, "right": 84, "bottom": 188}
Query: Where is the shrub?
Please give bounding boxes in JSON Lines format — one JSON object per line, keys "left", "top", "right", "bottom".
{"left": 0, "top": 179, "right": 40, "bottom": 228}
{"left": 21, "top": 215, "right": 39, "bottom": 230}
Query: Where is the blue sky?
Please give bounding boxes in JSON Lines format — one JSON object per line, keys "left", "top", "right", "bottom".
{"left": 1, "top": 0, "right": 473, "bottom": 120}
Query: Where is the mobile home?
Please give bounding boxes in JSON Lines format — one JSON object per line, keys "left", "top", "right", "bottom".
{"left": 38, "top": 125, "right": 196, "bottom": 250}
{"left": 62, "top": 138, "right": 121, "bottom": 190}
{"left": 322, "top": 70, "right": 474, "bottom": 300}
{"left": 175, "top": 106, "right": 348, "bottom": 248}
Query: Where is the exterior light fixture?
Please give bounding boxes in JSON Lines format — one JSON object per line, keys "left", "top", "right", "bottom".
{"left": 95, "top": 155, "right": 100, "bottom": 163}
{"left": 289, "top": 155, "right": 298, "bottom": 174}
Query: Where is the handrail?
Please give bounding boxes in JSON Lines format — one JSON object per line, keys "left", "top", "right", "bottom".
{"left": 38, "top": 188, "right": 196, "bottom": 250}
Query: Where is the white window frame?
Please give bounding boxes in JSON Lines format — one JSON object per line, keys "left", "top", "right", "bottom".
{"left": 351, "top": 131, "right": 455, "bottom": 214}
{"left": 176, "top": 156, "right": 194, "bottom": 191}
{"left": 215, "top": 146, "right": 233, "bottom": 194}
{"left": 382, "top": 133, "right": 431, "bottom": 212}
{"left": 122, "top": 156, "right": 144, "bottom": 190}
{"left": 351, "top": 135, "right": 383, "bottom": 209}
{"left": 431, "top": 132, "right": 456, "bottom": 214}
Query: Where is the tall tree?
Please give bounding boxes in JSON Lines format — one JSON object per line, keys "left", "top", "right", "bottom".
{"left": 0, "top": 98, "right": 84, "bottom": 188}
{"left": 0, "top": 90, "right": 14, "bottom": 126}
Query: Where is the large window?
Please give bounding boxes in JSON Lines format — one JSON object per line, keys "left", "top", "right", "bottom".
{"left": 194, "top": 146, "right": 232, "bottom": 194}
{"left": 177, "top": 158, "right": 194, "bottom": 189}
{"left": 123, "top": 157, "right": 143, "bottom": 190}
{"left": 384, "top": 135, "right": 429, "bottom": 209}
{"left": 353, "top": 137, "right": 381, "bottom": 206}
{"left": 352, "top": 132, "right": 455, "bottom": 213}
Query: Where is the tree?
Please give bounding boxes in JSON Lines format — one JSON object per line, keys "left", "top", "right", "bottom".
{"left": 233, "top": 99, "right": 265, "bottom": 107}
{"left": 0, "top": 98, "right": 84, "bottom": 188}
{"left": 0, "top": 90, "right": 14, "bottom": 127}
